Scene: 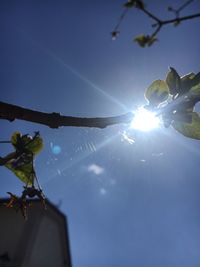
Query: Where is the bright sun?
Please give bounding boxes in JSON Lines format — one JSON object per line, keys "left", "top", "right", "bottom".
{"left": 130, "top": 107, "right": 161, "bottom": 132}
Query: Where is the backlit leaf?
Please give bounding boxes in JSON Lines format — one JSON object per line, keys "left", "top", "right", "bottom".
{"left": 166, "top": 67, "right": 181, "bottom": 96}
{"left": 190, "top": 83, "right": 200, "bottom": 96}
{"left": 11, "top": 132, "right": 43, "bottom": 155}
{"left": 25, "top": 135, "right": 43, "bottom": 155}
{"left": 181, "top": 72, "right": 195, "bottom": 94}
{"left": 11, "top": 132, "right": 21, "bottom": 148}
{"left": 192, "top": 72, "right": 200, "bottom": 87}
{"left": 5, "top": 154, "right": 34, "bottom": 186}
{"left": 134, "top": 35, "right": 148, "bottom": 47}
{"left": 145, "top": 80, "right": 169, "bottom": 106}
{"left": 134, "top": 35, "right": 157, "bottom": 47}
{"left": 172, "top": 112, "right": 200, "bottom": 140}
{"left": 3, "top": 132, "right": 43, "bottom": 185}
{"left": 180, "top": 72, "right": 200, "bottom": 95}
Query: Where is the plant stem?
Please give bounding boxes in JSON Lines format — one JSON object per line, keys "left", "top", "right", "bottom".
{"left": 161, "top": 13, "right": 200, "bottom": 25}
{"left": 0, "top": 101, "right": 133, "bottom": 129}
{"left": 141, "top": 8, "right": 161, "bottom": 23}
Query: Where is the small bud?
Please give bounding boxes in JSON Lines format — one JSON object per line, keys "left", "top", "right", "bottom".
{"left": 111, "top": 31, "right": 120, "bottom": 40}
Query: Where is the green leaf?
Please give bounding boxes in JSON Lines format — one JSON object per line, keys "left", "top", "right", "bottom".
{"left": 134, "top": 35, "right": 148, "bottom": 47}
{"left": 145, "top": 80, "right": 169, "bottom": 106}
{"left": 11, "top": 132, "right": 21, "bottom": 148}
{"left": 190, "top": 83, "right": 200, "bottom": 96}
{"left": 177, "top": 72, "right": 200, "bottom": 95}
{"left": 181, "top": 72, "right": 196, "bottom": 94}
{"left": 166, "top": 67, "right": 181, "bottom": 96}
{"left": 11, "top": 132, "right": 43, "bottom": 155}
{"left": 134, "top": 35, "right": 157, "bottom": 47}
{"left": 172, "top": 112, "right": 192, "bottom": 123}
{"left": 25, "top": 135, "right": 43, "bottom": 155}
{"left": 172, "top": 112, "right": 200, "bottom": 140}
{"left": 180, "top": 72, "right": 200, "bottom": 95}
{"left": 124, "top": 0, "right": 144, "bottom": 9}
{"left": 187, "top": 84, "right": 200, "bottom": 109}
{"left": 181, "top": 75, "right": 200, "bottom": 109}
{"left": 174, "top": 98, "right": 195, "bottom": 114}
{"left": 192, "top": 72, "right": 200, "bottom": 87}
{"left": 5, "top": 153, "right": 34, "bottom": 185}
{"left": 189, "top": 73, "right": 200, "bottom": 95}
{"left": 3, "top": 132, "right": 43, "bottom": 185}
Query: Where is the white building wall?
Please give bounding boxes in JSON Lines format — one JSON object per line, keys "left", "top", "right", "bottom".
{"left": 0, "top": 200, "right": 71, "bottom": 267}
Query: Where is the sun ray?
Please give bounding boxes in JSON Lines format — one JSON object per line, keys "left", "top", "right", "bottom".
{"left": 15, "top": 26, "right": 128, "bottom": 111}
{"left": 42, "top": 132, "right": 120, "bottom": 186}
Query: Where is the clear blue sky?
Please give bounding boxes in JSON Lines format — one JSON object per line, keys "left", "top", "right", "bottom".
{"left": 0, "top": 0, "right": 200, "bottom": 266}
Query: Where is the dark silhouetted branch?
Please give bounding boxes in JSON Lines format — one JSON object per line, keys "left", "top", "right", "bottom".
{"left": 160, "top": 12, "right": 200, "bottom": 25}
{"left": 168, "top": 0, "right": 194, "bottom": 17}
{"left": 0, "top": 101, "right": 133, "bottom": 129}
{"left": 141, "top": 8, "right": 161, "bottom": 23}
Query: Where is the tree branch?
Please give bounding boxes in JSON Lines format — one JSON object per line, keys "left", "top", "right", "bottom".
{"left": 177, "top": 0, "right": 194, "bottom": 13}
{"left": 140, "top": 5, "right": 200, "bottom": 41}
{"left": 149, "top": 24, "right": 162, "bottom": 41}
{"left": 0, "top": 101, "right": 133, "bottom": 129}
{"left": 140, "top": 8, "right": 161, "bottom": 24}
{"left": 112, "top": 0, "right": 200, "bottom": 46}
{"left": 161, "top": 13, "right": 200, "bottom": 25}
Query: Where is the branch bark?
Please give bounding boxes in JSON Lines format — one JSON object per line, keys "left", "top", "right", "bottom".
{"left": 0, "top": 101, "right": 133, "bottom": 129}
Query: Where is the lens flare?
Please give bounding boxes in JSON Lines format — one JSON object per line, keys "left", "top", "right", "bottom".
{"left": 51, "top": 145, "right": 62, "bottom": 155}
{"left": 130, "top": 107, "right": 160, "bottom": 132}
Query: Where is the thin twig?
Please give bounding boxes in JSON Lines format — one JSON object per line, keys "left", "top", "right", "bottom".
{"left": 177, "top": 0, "right": 194, "bottom": 13}
{"left": 113, "top": 8, "right": 129, "bottom": 34}
{"left": 140, "top": 8, "right": 161, "bottom": 23}
{"left": 150, "top": 24, "right": 162, "bottom": 40}
{"left": 161, "top": 13, "right": 200, "bottom": 25}
{"left": 150, "top": 12, "right": 200, "bottom": 42}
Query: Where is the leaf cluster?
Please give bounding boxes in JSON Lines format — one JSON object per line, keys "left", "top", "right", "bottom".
{"left": 0, "top": 132, "right": 45, "bottom": 219}
{"left": 145, "top": 68, "right": 200, "bottom": 139}
{"left": 134, "top": 34, "right": 157, "bottom": 47}
{"left": 4, "top": 131, "right": 43, "bottom": 185}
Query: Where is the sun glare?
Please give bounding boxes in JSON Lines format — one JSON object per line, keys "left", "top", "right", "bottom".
{"left": 130, "top": 107, "right": 160, "bottom": 132}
